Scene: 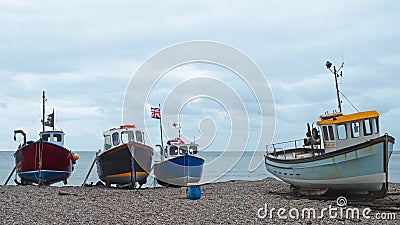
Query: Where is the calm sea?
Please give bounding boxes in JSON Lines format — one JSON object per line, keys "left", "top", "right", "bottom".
{"left": 0, "top": 151, "right": 399, "bottom": 186}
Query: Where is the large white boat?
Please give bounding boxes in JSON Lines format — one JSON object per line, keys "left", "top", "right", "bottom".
{"left": 264, "top": 61, "right": 395, "bottom": 198}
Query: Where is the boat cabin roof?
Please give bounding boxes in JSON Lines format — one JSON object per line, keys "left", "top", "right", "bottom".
{"left": 317, "top": 110, "right": 379, "bottom": 125}
{"left": 40, "top": 130, "right": 64, "bottom": 135}
{"left": 103, "top": 124, "right": 145, "bottom": 150}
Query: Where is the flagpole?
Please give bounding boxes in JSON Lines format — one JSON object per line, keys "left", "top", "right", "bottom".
{"left": 52, "top": 108, "right": 55, "bottom": 131}
{"left": 159, "top": 104, "right": 164, "bottom": 148}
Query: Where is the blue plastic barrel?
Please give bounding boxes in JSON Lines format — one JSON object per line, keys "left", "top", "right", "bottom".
{"left": 187, "top": 183, "right": 201, "bottom": 200}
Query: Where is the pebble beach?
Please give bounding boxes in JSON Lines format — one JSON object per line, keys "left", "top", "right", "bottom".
{"left": 1, "top": 178, "right": 399, "bottom": 224}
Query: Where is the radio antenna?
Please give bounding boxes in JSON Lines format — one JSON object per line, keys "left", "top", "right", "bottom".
{"left": 325, "top": 61, "right": 344, "bottom": 112}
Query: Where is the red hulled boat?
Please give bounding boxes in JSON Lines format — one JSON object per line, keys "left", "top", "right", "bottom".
{"left": 13, "top": 91, "right": 78, "bottom": 185}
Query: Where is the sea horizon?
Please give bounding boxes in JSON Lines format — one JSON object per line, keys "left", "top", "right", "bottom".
{"left": 1, "top": 150, "right": 400, "bottom": 187}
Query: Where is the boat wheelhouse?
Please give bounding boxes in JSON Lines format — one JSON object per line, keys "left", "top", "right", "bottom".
{"left": 39, "top": 130, "right": 66, "bottom": 147}
{"left": 161, "top": 138, "right": 199, "bottom": 160}
{"left": 319, "top": 111, "right": 381, "bottom": 151}
{"left": 103, "top": 125, "right": 145, "bottom": 151}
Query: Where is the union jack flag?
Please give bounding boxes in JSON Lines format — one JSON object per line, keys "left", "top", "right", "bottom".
{"left": 151, "top": 107, "right": 161, "bottom": 119}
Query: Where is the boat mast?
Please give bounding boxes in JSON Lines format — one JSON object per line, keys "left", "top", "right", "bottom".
{"left": 42, "top": 91, "right": 46, "bottom": 132}
{"left": 325, "top": 61, "right": 343, "bottom": 112}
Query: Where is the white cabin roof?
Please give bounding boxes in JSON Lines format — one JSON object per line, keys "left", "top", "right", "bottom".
{"left": 103, "top": 124, "right": 146, "bottom": 150}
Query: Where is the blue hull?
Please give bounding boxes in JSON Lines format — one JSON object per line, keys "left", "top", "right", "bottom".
{"left": 266, "top": 135, "right": 394, "bottom": 194}
{"left": 154, "top": 155, "right": 204, "bottom": 187}
{"left": 18, "top": 170, "right": 71, "bottom": 185}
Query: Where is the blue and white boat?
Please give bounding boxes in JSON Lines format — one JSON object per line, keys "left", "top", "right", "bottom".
{"left": 265, "top": 61, "right": 395, "bottom": 197}
{"left": 154, "top": 137, "right": 204, "bottom": 187}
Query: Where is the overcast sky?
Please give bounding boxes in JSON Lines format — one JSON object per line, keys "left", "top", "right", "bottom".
{"left": 0, "top": 1, "right": 399, "bottom": 152}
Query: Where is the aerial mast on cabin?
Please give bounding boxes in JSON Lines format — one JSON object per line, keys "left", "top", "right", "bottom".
{"left": 172, "top": 122, "right": 181, "bottom": 138}
{"left": 325, "top": 61, "right": 343, "bottom": 113}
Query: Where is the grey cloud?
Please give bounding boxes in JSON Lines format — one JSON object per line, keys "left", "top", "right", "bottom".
{"left": 0, "top": 1, "right": 399, "bottom": 150}
{"left": 0, "top": 101, "right": 7, "bottom": 108}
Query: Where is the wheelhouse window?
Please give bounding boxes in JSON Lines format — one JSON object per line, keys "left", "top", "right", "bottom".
{"left": 169, "top": 146, "right": 178, "bottom": 155}
{"left": 351, "top": 121, "right": 360, "bottom": 138}
{"left": 135, "top": 131, "right": 143, "bottom": 143}
{"left": 363, "top": 119, "right": 373, "bottom": 136}
{"left": 375, "top": 117, "right": 379, "bottom": 134}
{"left": 42, "top": 134, "right": 50, "bottom": 141}
{"left": 337, "top": 124, "right": 347, "bottom": 140}
{"left": 328, "top": 126, "right": 335, "bottom": 140}
{"left": 179, "top": 146, "right": 188, "bottom": 155}
{"left": 323, "top": 126, "right": 335, "bottom": 141}
{"left": 121, "top": 131, "right": 134, "bottom": 144}
{"left": 323, "top": 126, "right": 329, "bottom": 141}
{"left": 189, "top": 145, "right": 197, "bottom": 154}
{"left": 104, "top": 135, "right": 112, "bottom": 150}
{"left": 112, "top": 132, "right": 120, "bottom": 146}
{"left": 53, "top": 134, "right": 62, "bottom": 142}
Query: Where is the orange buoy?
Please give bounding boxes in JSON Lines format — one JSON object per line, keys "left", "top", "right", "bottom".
{"left": 72, "top": 153, "right": 79, "bottom": 161}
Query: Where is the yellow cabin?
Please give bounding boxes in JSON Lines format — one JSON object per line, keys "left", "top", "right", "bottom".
{"left": 317, "top": 110, "right": 380, "bottom": 152}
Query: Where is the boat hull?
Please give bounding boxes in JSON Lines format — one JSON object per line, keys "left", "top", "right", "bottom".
{"left": 96, "top": 142, "right": 153, "bottom": 186}
{"left": 14, "top": 141, "right": 74, "bottom": 185}
{"left": 265, "top": 135, "right": 395, "bottom": 195}
{"left": 154, "top": 155, "right": 204, "bottom": 187}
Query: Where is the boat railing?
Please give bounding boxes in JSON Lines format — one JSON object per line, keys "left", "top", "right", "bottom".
{"left": 266, "top": 139, "right": 304, "bottom": 158}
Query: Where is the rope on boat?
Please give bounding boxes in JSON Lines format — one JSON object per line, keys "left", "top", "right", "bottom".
{"left": 33, "top": 140, "right": 44, "bottom": 184}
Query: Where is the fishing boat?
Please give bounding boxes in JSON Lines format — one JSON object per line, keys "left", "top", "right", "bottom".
{"left": 96, "top": 124, "right": 154, "bottom": 187}
{"left": 264, "top": 61, "right": 395, "bottom": 198}
{"left": 13, "top": 91, "right": 79, "bottom": 185}
{"left": 154, "top": 123, "right": 204, "bottom": 187}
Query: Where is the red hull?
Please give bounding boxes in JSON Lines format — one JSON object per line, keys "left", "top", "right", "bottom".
{"left": 14, "top": 141, "right": 73, "bottom": 183}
